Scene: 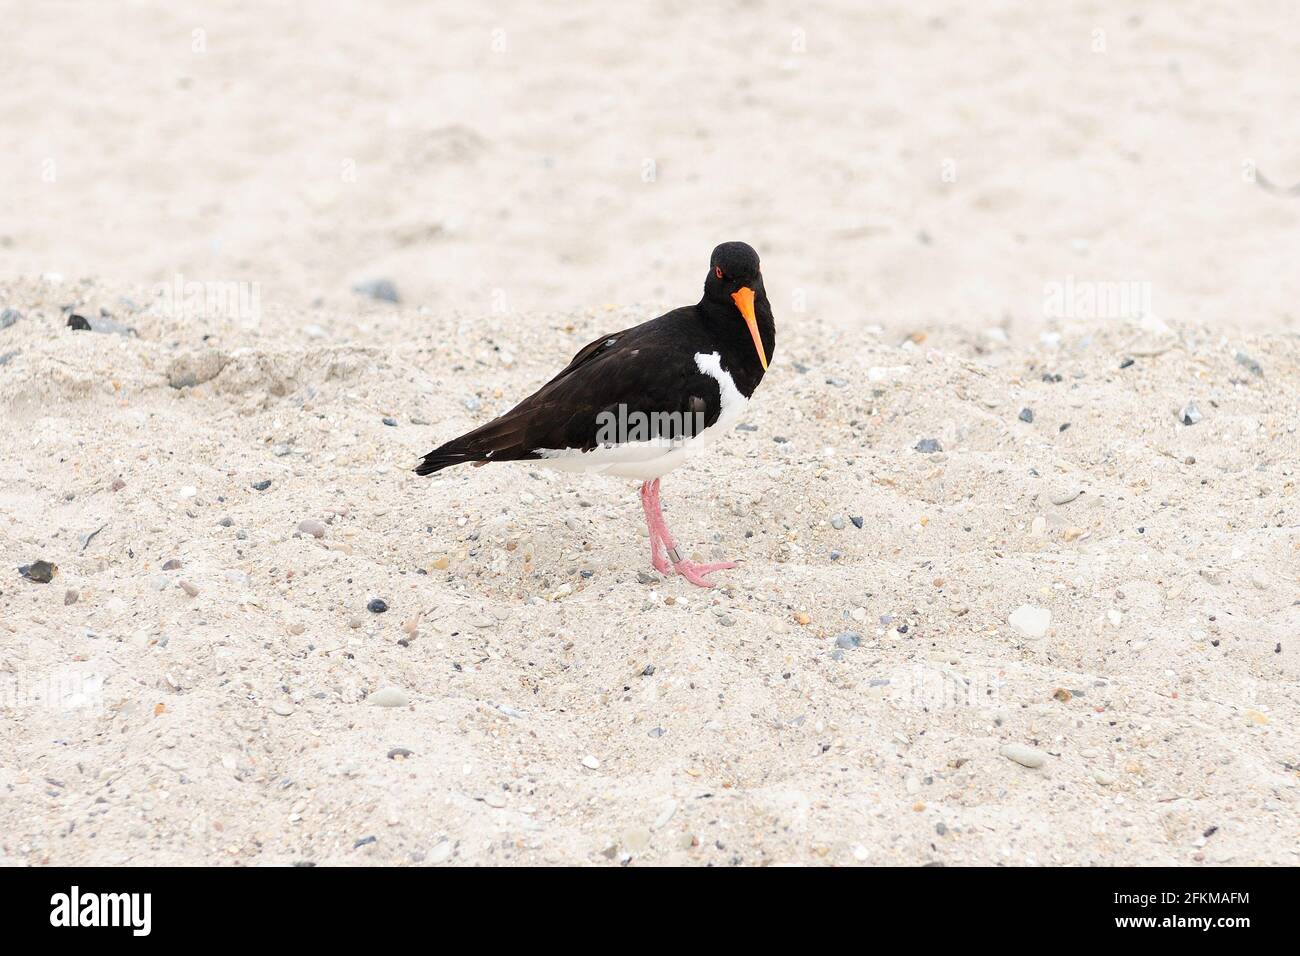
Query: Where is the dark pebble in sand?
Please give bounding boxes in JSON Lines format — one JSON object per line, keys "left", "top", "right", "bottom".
{"left": 353, "top": 835, "right": 378, "bottom": 849}
{"left": 849, "top": 515, "right": 863, "bottom": 528}
{"left": 914, "top": 438, "right": 942, "bottom": 453}
{"left": 251, "top": 480, "right": 272, "bottom": 491}
{"left": 367, "top": 598, "right": 389, "bottom": 613}
{"left": 382, "top": 417, "right": 397, "bottom": 427}
{"left": 19, "top": 560, "right": 57, "bottom": 583}
{"left": 1018, "top": 408, "right": 1034, "bottom": 423}
{"left": 67, "top": 314, "right": 92, "bottom": 331}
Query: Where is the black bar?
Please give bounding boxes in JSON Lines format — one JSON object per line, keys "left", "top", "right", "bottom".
{"left": 0, "top": 866, "right": 1281, "bottom": 941}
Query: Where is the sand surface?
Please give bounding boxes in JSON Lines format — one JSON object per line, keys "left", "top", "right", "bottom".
{"left": 1, "top": 1, "right": 1298, "bottom": 866}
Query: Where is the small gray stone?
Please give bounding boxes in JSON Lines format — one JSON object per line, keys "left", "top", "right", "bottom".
{"left": 269, "top": 701, "right": 294, "bottom": 717}
{"left": 297, "top": 519, "right": 327, "bottom": 539}
{"left": 352, "top": 278, "right": 399, "bottom": 303}
{"left": 830, "top": 516, "right": 846, "bottom": 530}
{"left": 834, "top": 631, "right": 862, "bottom": 649}
{"left": 0, "top": 308, "right": 21, "bottom": 329}
{"left": 1018, "top": 408, "right": 1034, "bottom": 423}
{"left": 1234, "top": 351, "right": 1262, "bottom": 376}
{"left": 914, "top": 438, "right": 942, "bottom": 453}
{"left": 179, "top": 580, "right": 199, "bottom": 597}
{"left": 1178, "top": 401, "right": 1203, "bottom": 425}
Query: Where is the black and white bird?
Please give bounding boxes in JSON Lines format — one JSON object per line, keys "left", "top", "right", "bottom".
{"left": 415, "top": 241, "right": 775, "bottom": 587}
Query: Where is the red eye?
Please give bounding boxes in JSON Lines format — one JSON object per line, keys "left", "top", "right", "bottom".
{"left": 714, "top": 266, "right": 723, "bottom": 279}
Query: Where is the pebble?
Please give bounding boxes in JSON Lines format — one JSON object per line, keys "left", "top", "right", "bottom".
{"left": 218, "top": 516, "right": 234, "bottom": 527}
{"left": 621, "top": 827, "right": 651, "bottom": 853}
{"left": 999, "top": 743, "right": 1047, "bottom": 769}
{"left": 1234, "top": 350, "right": 1262, "bottom": 376}
{"left": 581, "top": 754, "right": 601, "bottom": 770}
{"left": 1018, "top": 407, "right": 1034, "bottom": 423}
{"left": 830, "top": 516, "right": 845, "bottom": 530}
{"left": 63, "top": 589, "right": 78, "bottom": 606}
{"left": 849, "top": 515, "right": 863, "bottom": 528}
{"left": 636, "top": 571, "right": 657, "bottom": 585}
{"left": 297, "top": 519, "right": 327, "bottom": 538}
{"left": 162, "top": 558, "right": 182, "bottom": 570}
{"left": 1009, "top": 604, "right": 1051, "bottom": 638}
{"left": 251, "top": 479, "right": 272, "bottom": 491}
{"left": 352, "top": 278, "right": 399, "bottom": 303}
{"left": 0, "top": 308, "right": 21, "bottom": 329}
{"left": 179, "top": 580, "right": 199, "bottom": 597}
{"left": 1178, "top": 400, "right": 1203, "bottom": 425}
{"left": 834, "top": 632, "right": 862, "bottom": 649}
{"left": 1050, "top": 488, "right": 1081, "bottom": 505}
{"left": 367, "top": 598, "right": 389, "bottom": 613}
{"left": 269, "top": 701, "right": 294, "bottom": 717}
{"left": 1093, "top": 769, "right": 1116, "bottom": 786}
{"left": 482, "top": 791, "right": 507, "bottom": 808}
{"left": 914, "top": 438, "right": 942, "bottom": 453}
{"left": 368, "top": 687, "right": 408, "bottom": 707}
{"left": 382, "top": 416, "right": 397, "bottom": 427}
{"left": 111, "top": 478, "right": 126, "bottom": 491}
{"left": 427, "top": 841, "right": 453, "bottom": 865}
{"left": 652, "top": 800, "right": 678, "bottom": 830}
{"left": 18, "top": 560, "right": 56, "bottom": 584}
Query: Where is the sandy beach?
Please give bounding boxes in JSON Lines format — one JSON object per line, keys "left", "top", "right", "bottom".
{"left": 1, "top": 1, "right": 1297, "bottom": 866}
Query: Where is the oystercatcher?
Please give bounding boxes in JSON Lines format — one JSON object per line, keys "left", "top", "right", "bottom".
{"left": 415, "top": 241, "right": 775, "bottom": 587}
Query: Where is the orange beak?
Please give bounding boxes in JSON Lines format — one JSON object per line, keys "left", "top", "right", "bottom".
{"left": 730, "top": 287, "right": 768, "bottom": 371}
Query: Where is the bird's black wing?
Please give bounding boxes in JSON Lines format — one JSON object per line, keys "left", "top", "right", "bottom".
{"left": 415, "top": 310, "right": 720, "bottom": 475}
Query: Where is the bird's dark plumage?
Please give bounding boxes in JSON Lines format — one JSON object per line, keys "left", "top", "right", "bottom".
{"left": 415, "top": 241, "right": 775, "bottom": 477}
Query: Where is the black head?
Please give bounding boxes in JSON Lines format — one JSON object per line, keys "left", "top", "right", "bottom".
{"left": 705, "top": 241, "right": 762, "bottom": 295}
{"left": 701, "top": 241, "right": 768, "bottom": 371}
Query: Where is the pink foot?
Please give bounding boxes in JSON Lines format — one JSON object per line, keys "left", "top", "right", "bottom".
{"left": 639, "top": 479, "right": 737, "bottom": 587}
{"left": 673, "top": 559, "right": 737, "bottom": 589}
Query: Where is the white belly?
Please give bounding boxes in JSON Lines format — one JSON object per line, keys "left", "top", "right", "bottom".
{"left": 532, "top": 351, "right": 749, "bottom": 481}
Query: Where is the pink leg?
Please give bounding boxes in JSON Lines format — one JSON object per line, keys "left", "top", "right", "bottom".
{"left": 640, "top": 480, "right": 672, "bottom": 575}
{"left": 642, "top": 478, "right": 737, "bottom": 588}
